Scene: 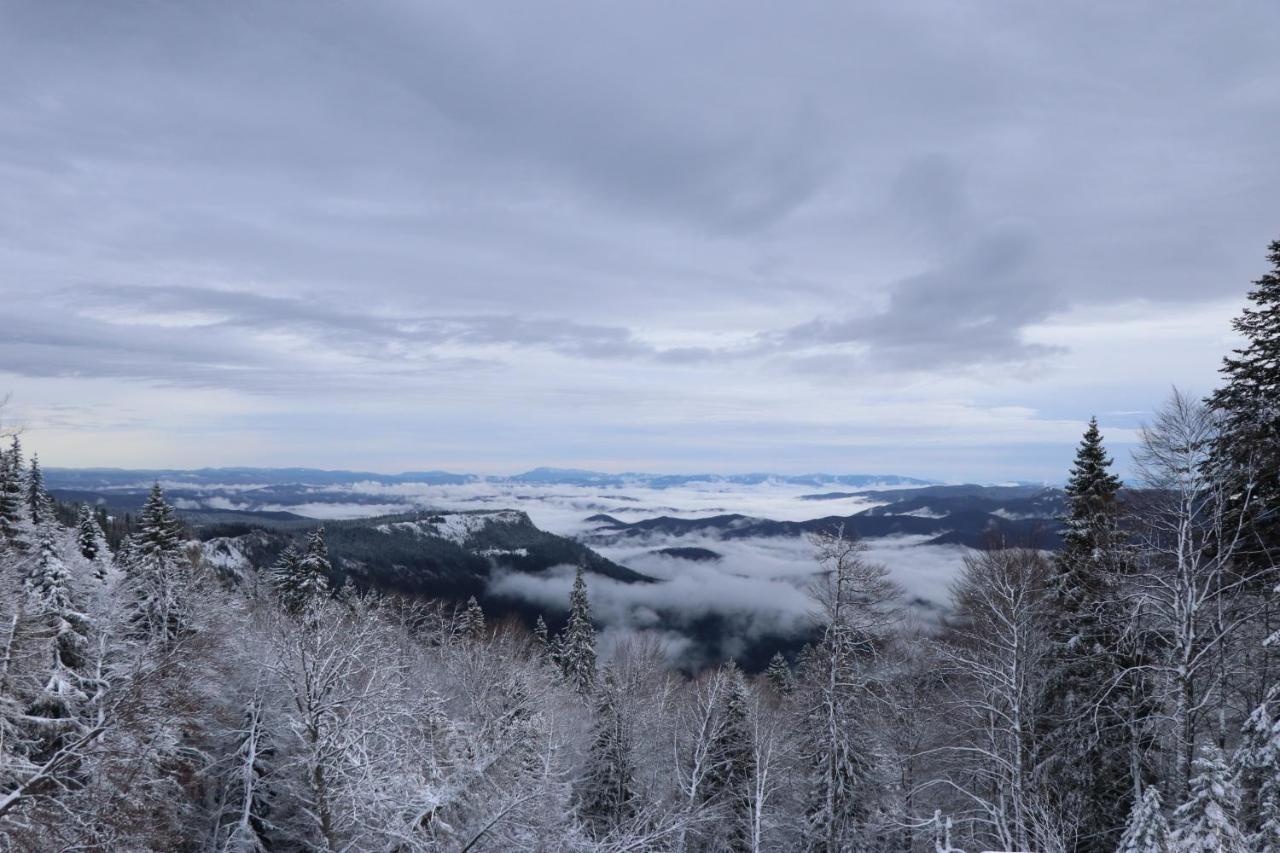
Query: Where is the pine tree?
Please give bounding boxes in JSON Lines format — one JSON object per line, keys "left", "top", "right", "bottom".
{"left": 576, "top": 667, "right": 636, "bottom": 838}
{"left": 75, "top": 504, "right": 100, "bottom": 562}
{"left": 558, "top": 567, "right": 596, "bottom": 695}
{"left": 766, "top": 651, "right": 793, "bottom": 695}
{"left": 1206, "top": 239, "right": 1280, "bottom": 571}
{"left": 1041, "top": 417, "right": 1133, "bottom": 850}
{"left": 272, "top": 531, "right": 332, "bottom": 614}
{"left": 1118, "top": 786, "right": 1170, "bottom": 853}
{"left": 1171, "top": 746, "right": 1247, "bottom": 853}
{"left": 26, "top": 454, "right": 45, "bottom": 526}
{"left": 461, "top": 596, "right": 486, "bottom": 639}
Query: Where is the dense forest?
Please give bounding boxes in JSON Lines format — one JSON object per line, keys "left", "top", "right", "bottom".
{"left": 1, "top": 242, "right": 1279, "bottom": 852}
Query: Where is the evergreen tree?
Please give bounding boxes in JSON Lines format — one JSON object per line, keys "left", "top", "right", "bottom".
{"left": 460, "top": 596, "right": 486, "bottom": 639}
{"left": 136, "top": 482, "right": 183, "bottom": 559}
{"left": 705, "top": 661, "right": 756, "bottom": 852}
{"left": 0, "top": 447, "right": 21, "bottom": 541}
{"left": 272, "top": 532, "right": 332, "bottom": 614}
{"left": 1041, "top": 418, "right": 1133, "bottom": 851}
{"left": 533, "top": 614, "right": 552, "bottom": 659}
{"left": 124, "top": 484, "right": 191, "bottom": 642}
{"left": 1171, "top": 746, "right": 1247, "bottom": 853}
{"left": 766, "top": 651, "right": 793, "bottom": 695}
{"left": 1238, "top": 690, "right": 1280, "bottom": 851}
{"left": 75, "top": 504, "right": 100, "bottom": 563}
{"left": 576, "top": 667, "right": 636, "bottom": 838}
{"left": 22, "top": 517, "right": 94, "bottom": 761}
{"left": 1206, "top": 239, "right": 1280, "bottom": 571}
{"left": 1118, "top": 786, "right": 1170, "bottom": 853}
{"left": 558, "top": 567, "right": 596, "bottom": 695}
{"left": 26, "top": 454, "right": 45, "bottom": 526}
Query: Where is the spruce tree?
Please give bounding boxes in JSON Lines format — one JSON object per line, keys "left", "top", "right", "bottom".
{"left": 705, "top": 661, "right": 756, "bottom": 853}
{"left": 272, "top": 531, "right": 332, "bottom": 613}
{"left": 75, "top": 504, "right": 100, "bottom": 562}
{"left": 26, "top": 455, "right": 45, "bottom": 526}
{"left": 1041, "top": 418, "right": 1133, "bottom": 851}
{"left": 125, "top": 484, "right": 191, "bottom": 642}
{"left": 1207, "top": 239, "right": 1280, "bottom": 570}
{"left": 1171, "top": 746, "right": 1247, "bottom": 853}
{"left": 1238, "top": 690, "right": 1280, "bottom": 851}
{"left": 533, "top": 614, "right": 552, "bottom": 659}
{"left": 0, "top": 448, "right": 21, "bottom": 541}
{"left": 576, "top": 667, "right": 637, "bottom": 838}
{"left": 23, "top": 517, "right": 94, "bottom": 761}
{"left": 558, "top": 567, "right": 596, "bottom": 695}
{"left": 461, "top": 596, "right": 486, "bottom": 639}
{"left": 766, "top": 651, "right": 793, "bottom": 695}
{"left": 1118, "top": 786, "right": 1170, "bottom": 853}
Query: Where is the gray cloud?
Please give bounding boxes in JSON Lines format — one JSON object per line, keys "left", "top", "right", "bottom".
{"left": 1, "top": 0, "right": 1277, "bottom": 473}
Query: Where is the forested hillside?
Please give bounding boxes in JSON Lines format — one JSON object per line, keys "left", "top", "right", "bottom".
{"left": 0, "top": 244, "right": 1278, "bottom": 851}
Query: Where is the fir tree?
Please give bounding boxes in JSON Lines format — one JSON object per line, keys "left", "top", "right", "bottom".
{"left": 461, "top": 596, "right": 486, "bottom": 639}
{"left": 1041, "top": 417, "right": 1133, "bottom": 851}
{"left": 558, "top": 567, "right": 596, "bottom": 695}
{"left": 766, "top": 651, "right": 793, "bottom": 695}
{"left": 1118, "top": 786, "right": 1170, "bottom": 853}
{"left": 1206, "top": 239, "right": 1280, "bottom": 571}
{"left": 576, "top": 667, "right": 636, "bottom": 838}
{"left": 75, "top": 504, "right": 100, "bottom": 562}
{"left": 1171, "top": 746, "right": 1247, "bottom": 853}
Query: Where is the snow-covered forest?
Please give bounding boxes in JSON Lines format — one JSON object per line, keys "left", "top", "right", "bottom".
{"left": 0, "top": 245, "right": 1278, "bottom": 852}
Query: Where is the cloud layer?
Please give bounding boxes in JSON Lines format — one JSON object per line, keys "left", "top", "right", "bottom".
{"left": 1, "top": 1, "right": 1275, "bottom": 478}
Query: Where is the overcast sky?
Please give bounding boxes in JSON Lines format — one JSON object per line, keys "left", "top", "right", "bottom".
{"left": 1, "top": 1, "right": 1276, "bottom": 481}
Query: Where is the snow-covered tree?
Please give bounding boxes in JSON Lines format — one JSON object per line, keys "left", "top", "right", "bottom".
{"left": 933, "top": 546, "right": 1062, "bottom": 853}
{"left": 557, "top": 566, "right": 596, "bottom": 695}
{"left": 0, "top": 446, "right": 21, "bottom": 542}
{"left": 1041, "top": 417, "right": 1134, "bottom": 849}
{"left": 460, "top": 595, "right": 486, "bottom": 639}
{"left": 704, "top": 660, "right": 756, "bottom": 852}
{"left": 1171, "top": 746, "right": 1246, "bottom": 852}
{"left": 796, "top": 529, "right": 897, "bottom": 853}
{"left": 1206, "top": 238, "right": 1280, "bottom": 572}
{"left": 75, "top": 505, "right": 100, "bottom": 563}
{"left": 25, "top": 455, "right": 44, "bottom": 526}
{"left": 576, "top": 666, "right": 637, "bottom": 837}
{"left": 122, "top": 483, "right": 192, "bottom": 642}
{"left": 272, "top": 529, "right": 332, "bottom": 613}
{"left": 765, "top": 652, "right": 793, "bottom": 696}
{"left": 1118, "top": 786, "right": 1170, "bottom": 853}
{"left": 215, "top": 698, "right": 275, "bottom": 853}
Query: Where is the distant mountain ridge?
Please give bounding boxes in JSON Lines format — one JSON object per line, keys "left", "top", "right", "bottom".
{"left": 46, "top": 466, "right": 936, "bottom": 491}
{"left": 585, "top": 484, "right": 1067, "bottom": 550}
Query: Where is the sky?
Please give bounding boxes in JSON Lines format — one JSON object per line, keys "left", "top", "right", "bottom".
{"left": 1, "top": 1, "right": 1276, "bottom": 482}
